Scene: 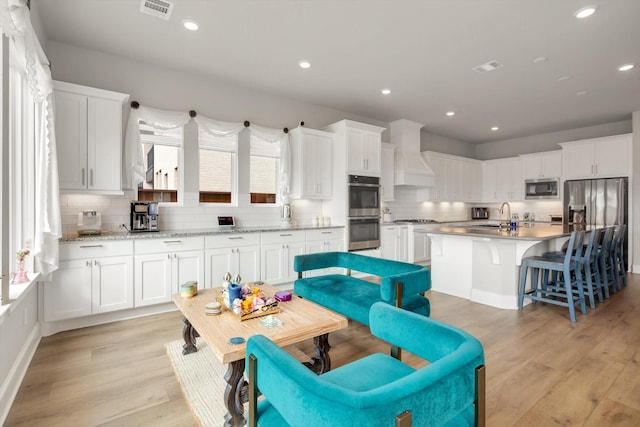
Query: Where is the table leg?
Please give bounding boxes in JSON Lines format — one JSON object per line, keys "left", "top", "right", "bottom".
{"left": 304, "top": 333, "right": 331, "bottom": 374}
{"left": 224, "top": 359, "right": 247, "bottom": 427}
{"left": 181, "top": 317, "right": 199, "bottom": 355}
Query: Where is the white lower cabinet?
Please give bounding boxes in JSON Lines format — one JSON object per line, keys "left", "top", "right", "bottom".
{"left": 381, "top": 225, "right": 409, "bottom": 262}
{"left": 134, "top": 237, "right": 204, "bottom": 307}
{"left": 205, "top": 234, "right": 261, "bottom": 287}
{"left": 261, "top": 231, "right": 306, "bottom": 285}
{"left": 45, "top": 241, "right": 134, "bottom": 321}
{"left": 305, "top": 228, "right": 345, "bottom": 277}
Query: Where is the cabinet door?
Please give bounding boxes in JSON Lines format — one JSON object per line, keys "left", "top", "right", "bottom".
{"left": 205, "top": 248, "right": 234, "bottom": 288}
{"left": 300, "top": 132, "right": 333, "bottom": 199}
{"left": 92, "top": 256, "right": 134, "bottom": 314}
{"left": 363, "top": 131, "right": 381, "bottom": 174}
{"left": 413, "top": 232, "right": 430, "bottom": 263}
{"left": 563, "top": 144, "right": 595, "bottom": 179}
{"left": 381, "top": 145, "right": 395, "bottom": 201}
{"left": 261, "top": 243, "right": 286, "bottom": 284}
{"left": 134, "top": 253, "right": 172, "bottom": 307}
{"left": 522, "top": 156, "right": 542, "bottom": 179}
{"left": 445, "top": 158, "right": 460, "bottom": 200}
{"left": 87, "top": 97, "right": 122, "bottom": 191}
{"left": 595, "top": 138, "right": 630, "bottom": 177}
{"left": 380, "top": 225, "right": 398, "bottom": 260}
{"left": 346, "top": 128, "right": 365, "bottom": 173}
{"left": 55, "top": 91, "right": 87, "bottom": 190}
{"left": 397, "top": 226, "right": 409, "bottom": 262}
{"left": 508, "top": 158, "right": 524, "bottom": 200}
{"left": 482, "top": 161, "right": 499, "bottom": 201}
{"left": 173, "top": 250, "right": 205, "bottom": 294}
{"left": 284, "top": 242, "right": 306, "bottom": 283}
{"left": 428, "top": 155, "right": 447, "bottom": 201}
{"left": 236, "top": 245, "right": 261, "bottom": 283}
{"left": 44, "top": 259, "right": 93, "bottom": 321}
{"left": 542, "top": 152, "right": 562, "bottom": 177}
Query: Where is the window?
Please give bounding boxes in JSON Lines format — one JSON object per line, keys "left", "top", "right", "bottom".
{"left": 138, "top": 123, "right": 182, "bottom": 203}
{"left": 199, "top": 130, "right": 237, "bottom": 204}
{"left": 250, "top": 134, "right": 280, "bottom": 204}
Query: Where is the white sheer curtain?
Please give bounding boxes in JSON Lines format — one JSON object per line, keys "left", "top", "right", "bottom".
{"left": 194, "top": 115, "right": 244, "bottom": 139}
{"left": 249, "top": 124, "right": 291, "bottom": 201}
{"left": 2, "top": 0, "right": 61, "bottom": 276}
{"left": 123, "top": 105, "right": 190, "bottom": 190}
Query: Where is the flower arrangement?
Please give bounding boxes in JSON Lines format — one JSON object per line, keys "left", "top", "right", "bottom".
{"left": 16, "top": 248, "right": 31, "bottom": 261}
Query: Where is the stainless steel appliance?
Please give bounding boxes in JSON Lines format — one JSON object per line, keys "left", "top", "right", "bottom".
{"left": 564, "top": 178, "right": 628, "bottom": 262}
{"left": 525, "top": 178, "right": 560, "bottom": 199}
{"left": 471, "top": 207, "right": 489, "bottom": 220}
{"left": 77, "top": 210, "right": 102, "bottom": 235}
{"left": 348, "top": 217, "right": 380, "bottom": 251}
{"left": 130, "top": 201, "right": 159, "bottom": 232}
{"left": 347, "top": 175, "right": 381, "bottom": 251}
{"left": 348, "top": 175, "right": 380, "bottom": 217}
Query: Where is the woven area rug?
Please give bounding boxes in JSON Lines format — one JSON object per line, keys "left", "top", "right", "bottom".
{"left": 166, "top": 338, "right": 309, "bottom": 427}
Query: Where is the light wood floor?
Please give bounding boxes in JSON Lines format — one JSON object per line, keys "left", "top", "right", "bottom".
{"left": 6, "top": 274, "right": 640, "bottom": 426}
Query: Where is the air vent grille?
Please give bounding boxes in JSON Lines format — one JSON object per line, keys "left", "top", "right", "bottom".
{"left": 472, "top": 60, "right": 504, "bottom": 73}
{"left": 140, "top": 0, "right": 174, "bottom": 20}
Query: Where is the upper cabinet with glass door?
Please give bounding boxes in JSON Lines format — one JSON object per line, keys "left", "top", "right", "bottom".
{"left": 54, "top": 81, "right": 129, "bottom": 193}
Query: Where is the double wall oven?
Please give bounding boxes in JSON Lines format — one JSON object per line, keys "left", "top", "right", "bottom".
{"left": 347, "top": 175, "right": 380, "bottom": 251}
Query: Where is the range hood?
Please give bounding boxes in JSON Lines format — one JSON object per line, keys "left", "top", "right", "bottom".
{"left": 390, "top": 119, "right": 435, "bottom": 187}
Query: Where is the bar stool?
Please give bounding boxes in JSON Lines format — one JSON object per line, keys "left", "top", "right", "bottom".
{"left": 597, "top": 227, "right": 617, "bottom": 298}
{"left": 518, "top": 231, "right": 587, "bottom": 322}
{"left": 611, "top": 225, "right": 627, "bottom": 289}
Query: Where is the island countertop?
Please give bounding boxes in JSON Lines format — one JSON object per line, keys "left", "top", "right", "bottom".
{"left": 421, "top": 222, "right": 592, "bottom": 241}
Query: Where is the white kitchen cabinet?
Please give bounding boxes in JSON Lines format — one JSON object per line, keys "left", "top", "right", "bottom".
{"left": 305, "top": 228, "right": 345, "bottom": 277}
{"left": 559, "top": 134, "right": 631, "bottom": 179}
{"left": 289, "top": 127, "right": 333, "bottom": 199}
{"left": 260, "top": 231, "right": 306, "bottom": 285}
{"left": 521, "top": 151, "right": 562, "bottom": 179}
{"left": 483, "top": 157, "right": 523, "bottom": 202}
{"left": 134, "top": 237, "right": 204, "bottom": 307}
{"left": 423, "top": 152, "right": 482, "bottom": 202}
{"left": 325, "top": 120, "right": 385, "bottom": 177}
{"left": 54, "top": 81, "right": 129, "bottom": 193}
{"left": 381, "top": 224, "right": 409, "bottom": 262}
{"left": 205, "top": 234, "right": 261, "bottom": 287}
{"left": 422, "top": 152, "right": 447, "bottom": 201}
{"left": 45, "top": 241, "right": 134, "bottom": 321}
{"left": 381, "top": 143, "right": 396, "bottom": 201}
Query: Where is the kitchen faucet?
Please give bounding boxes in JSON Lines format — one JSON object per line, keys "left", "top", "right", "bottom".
{"left": 500, "top": 202, "right": 511, "bottom": 228}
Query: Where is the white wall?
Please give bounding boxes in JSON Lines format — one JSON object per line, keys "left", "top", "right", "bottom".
{"left": 420, "top": 130, "right": 476, "bottom": 158}
{"left": 474, "top": 120, "right": 632, "bottom": 160}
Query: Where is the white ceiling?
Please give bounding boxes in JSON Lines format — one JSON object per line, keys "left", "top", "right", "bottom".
{"left": 33, "top": 0, "right": 640, "bottom": 143}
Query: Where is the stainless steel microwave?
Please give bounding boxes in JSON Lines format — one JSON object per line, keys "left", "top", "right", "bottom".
{"left": 525, "top": 178, "right": 560, "bottom": 200}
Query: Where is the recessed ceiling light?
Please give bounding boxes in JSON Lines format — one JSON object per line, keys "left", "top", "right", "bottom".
{"left": 183, "top": 19, "right": 199, "bottom": 31}
{"left": 618, "top": 63, "right": 635, "bottom": 72}
{"left": 446, "top": 111, "right": 455, "bottom": 117}
{"left": 574, "top": 5, "right": 598, "bottom": 19}
{"left": 557, "top": 75, "right": 571, "bottom": 81}
{"left": 533, "top": 57, "right": 547, "bottom": 64}
{"left": 491, "top": 126, "right": 499, "bottom": 131}
{"left": 381, "top": 88, "right": 391, "bottom": 95}
{"left": 298, "top": 60, "right": 311, "bottom": 69}
{"left": 577, "top": 90, "right": 588, "bottom": 96}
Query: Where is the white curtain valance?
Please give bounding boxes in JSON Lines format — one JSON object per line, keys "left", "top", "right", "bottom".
{"left": 123, "top": 105, "right": 190, "bottom": 190}
{"left": 194, "top": 115, "right": 244, "bottom": 138}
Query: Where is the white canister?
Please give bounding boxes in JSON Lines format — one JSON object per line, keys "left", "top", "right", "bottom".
{"left": 383, "top": 213, "right": 393, "bottom": 223}
{"left": 312, "top": 217, "right": 319, "bottom": 226}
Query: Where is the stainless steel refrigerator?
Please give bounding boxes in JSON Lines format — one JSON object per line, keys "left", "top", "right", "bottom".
{"left": 563, "top": 177, "right": 628, "bottom": 264}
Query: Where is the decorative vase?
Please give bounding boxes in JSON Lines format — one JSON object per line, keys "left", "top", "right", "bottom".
{"left": 11, "top": 258, "right": 29, "bottom": 284}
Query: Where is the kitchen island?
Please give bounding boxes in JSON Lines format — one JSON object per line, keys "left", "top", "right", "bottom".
{"left": 424, "top": 223, "right": 586, "bottom": 309}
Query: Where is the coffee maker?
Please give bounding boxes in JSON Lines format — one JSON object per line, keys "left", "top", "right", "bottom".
{"left": 471, "top": 207, "right": 489, "bottom": 220}
{"left": 130, "top": 201, "right": 159, "bottom": 232}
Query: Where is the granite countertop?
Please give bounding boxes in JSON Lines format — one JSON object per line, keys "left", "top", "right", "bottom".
{"left": 421, "top": 222, "right": 592, "bottom": 241}
{"left": 60, "top": 225, "right": 344, "bottom": 242}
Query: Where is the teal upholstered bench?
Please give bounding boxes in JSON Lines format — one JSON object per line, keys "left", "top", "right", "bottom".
{"left": 293, "top": 251, "right": 431, "bottom": 325}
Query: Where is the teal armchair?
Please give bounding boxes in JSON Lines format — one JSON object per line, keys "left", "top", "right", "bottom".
{"left": 246, "top": 302, "right": 485, "bottom": 427}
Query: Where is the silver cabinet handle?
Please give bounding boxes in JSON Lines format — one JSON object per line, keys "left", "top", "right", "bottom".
{"left": 163, "top": 240, "right": 182, "bottom": 243}
{"left": 279, "top": 234, "right": 293, "bottom": 237}
{"left": 94, "top": 260, "right": 99, "bottom": 266}
{"left": 321, "top": 231, "right": 332, "bottom": 234}
{"left": 90, "top": 169, "right": 94, "bottom": 186}
{"left": 81, "top": 168, "right": 85, "bottom": 186}
{"left": 80, "top": 244, "right": 103, "bottom": 248}
{"left": 86, "top": 261, "right": 91, "bottom": 267}
{"left": 167, "top": 254, "right": 171, "bottom": 259}
{"left": 228, "top": 237, "right": 243, "bottom": 240}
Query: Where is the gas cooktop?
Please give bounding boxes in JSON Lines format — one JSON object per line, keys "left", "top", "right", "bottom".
{"left": 394, "top": 219, "right": 439, "bottom": 223}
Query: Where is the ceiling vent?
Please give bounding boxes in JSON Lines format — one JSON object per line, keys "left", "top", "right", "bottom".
{"left": 472, "top": 60, "right": 504, "bottom": 73}
{"left": 140, "top": 0, "right": 174, "bottom": 20}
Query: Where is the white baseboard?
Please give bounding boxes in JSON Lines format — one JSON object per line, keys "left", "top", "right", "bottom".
{"left": 0, "top": 323, "right": 41, "bottom": 425}
{"left": 40, "top": 303, "right": 177, "bottom": 337}
{"left": 470, "top": 288, "right": 523, "bottom": 310}
{"left": 632, "top": 264, "right": 640, "bottom": 274}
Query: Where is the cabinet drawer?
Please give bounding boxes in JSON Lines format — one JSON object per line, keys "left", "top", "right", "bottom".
{"left": 135, "top": 236, "right": 204, "bottom": 255}
{"left": 205, "top": 233, "right": 261, "bottom": 249}
{"left": 261, "top": 230, "right": 305, "bottom": 245}
{"left": 60, "top": 240, "right": 134, "bottom": 260}
{"left": 306, "top": 228, "right": 344, "bottom": 241}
